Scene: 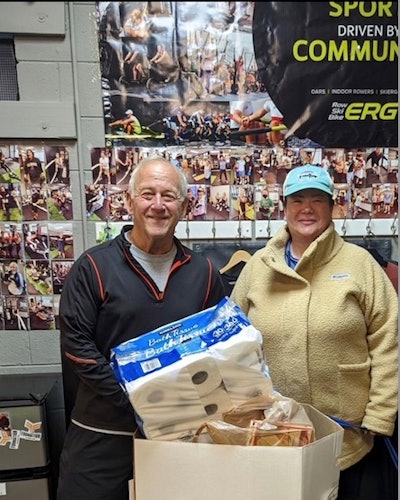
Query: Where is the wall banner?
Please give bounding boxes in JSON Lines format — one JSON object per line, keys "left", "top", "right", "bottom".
{"left": 252, "top": 2, "right": 398, "bottom": 148}
{"left": 96, "top": 2, "right": 398, "bottom": 149}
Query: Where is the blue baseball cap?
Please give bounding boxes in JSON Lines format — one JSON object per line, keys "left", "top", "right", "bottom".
{"left": 283, "top": 165, "right": 334, "bottom": 198}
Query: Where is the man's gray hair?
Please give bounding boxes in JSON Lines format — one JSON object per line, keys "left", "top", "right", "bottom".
{"left": 128, "top": 156, "right": 188, "bottom": 201}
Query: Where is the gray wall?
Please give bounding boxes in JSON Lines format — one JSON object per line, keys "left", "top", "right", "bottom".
{"left": 0, "top": 2, "right": 103, "bottom": 379}
{"left": 0, "top": 3, "right": 104, "bottom": 495}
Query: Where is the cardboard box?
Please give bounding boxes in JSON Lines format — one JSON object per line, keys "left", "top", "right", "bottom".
{"left": 133, "top": 404, "right": 344, "bottom": 500}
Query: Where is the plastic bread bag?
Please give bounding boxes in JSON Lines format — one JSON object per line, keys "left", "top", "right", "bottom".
{"left": 193, "top": 393, "right": 315, "bottom": 447}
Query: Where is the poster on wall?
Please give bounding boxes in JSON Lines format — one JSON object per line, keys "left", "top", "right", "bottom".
{"left": 0, "top": 144, "right": 74, "bottom": 331}
{"left": 252, "top": 2, "right": 398, "bottom": 148}
{"left": 95, "top": 1, "right": 398, "bottom": 149}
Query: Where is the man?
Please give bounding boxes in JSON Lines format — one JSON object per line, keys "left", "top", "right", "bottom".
{"left": 109, "top": 109, "right": 142, "bottom": 135}
{"left": 366, "top": 147, "right": 389, "bottom": 184}
{"left": 22, "top": 148, "right": 45, "bottom": 185}
{"left": 57, "top": 157, "right": 226, "bottom": 500}
{"left": 86, "top": 185, "right": 105, "bottom": 218}
{"left": 230, "top": 95, "right": 286, "bottom": 146}
{"left": 231, "top": 165, "right": 398, "bottom": 500}
{"left": 3, "top": 261, "right": 26, "bottom": 295}
{"left": 258, "top": 187, "right": 275, "bottom": 219}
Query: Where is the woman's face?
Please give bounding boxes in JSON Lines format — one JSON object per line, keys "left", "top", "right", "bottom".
{"left": 284, "top": 189, "right": 332, "bottom": 244}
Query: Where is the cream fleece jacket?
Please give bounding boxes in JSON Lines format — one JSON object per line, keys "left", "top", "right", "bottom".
{"left": 231, "top": 222, "right": 398, "bottom": 470}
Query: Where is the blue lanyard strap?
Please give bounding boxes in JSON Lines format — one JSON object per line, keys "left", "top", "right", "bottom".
{"left": 328, "top": 416, "right": 367, "bottom": 431}
{"left": 329, "top": 416, "right": 398, "bottom": 471}
{"left": 384, "top": 437, "right": 398, "bottom": 471}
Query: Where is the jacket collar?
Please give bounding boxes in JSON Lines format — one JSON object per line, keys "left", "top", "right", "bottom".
{"left": 264, "top": 222, "right": 344, "bottom": 270}
{"left": 119, "top": 224, "right": 191, "bottom": 264}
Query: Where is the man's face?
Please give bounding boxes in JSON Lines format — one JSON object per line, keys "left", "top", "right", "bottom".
{"left": 125, "top": 162, "right": 186, "bottom": 252}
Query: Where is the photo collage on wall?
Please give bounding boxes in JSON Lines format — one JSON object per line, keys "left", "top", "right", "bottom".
{"left": 88, "top": 144, "right": 398, "bottom": 226}
{"left": 0, "top": 144, "right": 74, "bottom": 331}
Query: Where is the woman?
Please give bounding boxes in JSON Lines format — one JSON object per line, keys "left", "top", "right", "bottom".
{"left": 231, "top": 164, "right": 398, "bottom": 500}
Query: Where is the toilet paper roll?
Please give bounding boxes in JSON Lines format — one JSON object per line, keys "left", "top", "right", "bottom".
{"left": 199, "top": 384, "right": 233, "bottom": 418}
{"left": 131, "top": 374, "right": 206, "bottom": 427}
{"left": 217, "top": 361, "right": 274, "bottom": 406}
{"left": 144, "top": 421, "right": 177, "bottom": 441}
{"left": 182, "top": 353, "right": 224, "bottom": 398}
{"left": 209, "top": 325, "right": 264, "bottom": 366}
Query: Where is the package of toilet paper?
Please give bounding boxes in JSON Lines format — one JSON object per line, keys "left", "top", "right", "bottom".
{"left": 111, "top": 296, "right": 254, "bottom": 385}
{"left": 110, "top": 296, "right": 274, "bottom": 440}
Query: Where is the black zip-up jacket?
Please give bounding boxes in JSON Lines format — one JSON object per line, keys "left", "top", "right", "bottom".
{"left": 60, "top": 225, "right": 226, "bottom": 433}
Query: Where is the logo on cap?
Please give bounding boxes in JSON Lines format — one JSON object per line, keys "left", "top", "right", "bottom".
{"left": 298, "top": 172, "right": 318, "bottom": 181}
